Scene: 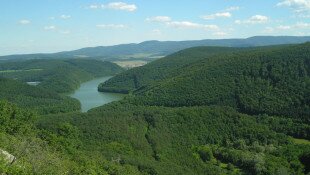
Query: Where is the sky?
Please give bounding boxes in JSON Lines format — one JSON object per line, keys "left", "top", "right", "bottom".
{"left": 1, "top": 0, "right": 310, "bottom": 55}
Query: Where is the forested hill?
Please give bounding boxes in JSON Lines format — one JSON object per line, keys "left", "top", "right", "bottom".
{"left": 55, "top": 36, "right": 310, "bottom": 59}
{"left": 0, "top": 78, "right": 80, "bottom": 114}
{"left": 98, "top": 46, "right": 249, "bottom": 93}
{"left": 99, "top": 43, "right": 310, "bottom": 120}
{"left": 1, "top": 36, "right": 310, "bottom": 61}
{"left": 1, "top": 44, "right": 310, "bottom": 174}
{"left": 0, "top": 59, "right": 124, "bottom": 93}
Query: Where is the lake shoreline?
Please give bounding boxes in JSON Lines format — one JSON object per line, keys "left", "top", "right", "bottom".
{"left": 69, "top": 76, "right": 125, "bottom": 112}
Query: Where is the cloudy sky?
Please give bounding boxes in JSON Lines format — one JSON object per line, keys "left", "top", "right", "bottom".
{"left": 1, "top": 0, "right": 310, "bottom": 55}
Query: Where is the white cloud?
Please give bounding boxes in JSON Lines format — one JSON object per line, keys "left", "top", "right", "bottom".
{"left": 146, "top": 16, "right": 172, "bottom": 22}
{"left": 235, "top": 15, "right": 269, "bottom": 24}
{"left": 167, "top": 21, "right": 219, "bottom": 30}
{"left": 96, "top": 24, "right": 126, "bottom": 29}
{"left": 87, "top": 2, "right": 137, "bottom": 12}
{"left": 19, "top": 20, "right": 31, "bottom": 25}
{"left": 146, "top": 16, "right": 219, "bottom": 31}
{"left": 277, "top": 25, "right": 292, "bottom": 30}
{"left": 88, "top": 4, "right": 101, "bottom": 9}
{"left": 298, "top": 14, "right": 310, "bottom": 17}
{"left": 277, "top": 0, "right": 310, "bottom": 12}
{"left": 59, "top": 30, "right": 71, "bottom": 34}
{"left": 44, "top": 25, "right": 56, "bottom": 30}
{"left": 60, "top": 15, "right": 71, "bottom": 19}
{"left": 213, "top": 32, "right": 228, "bottom": 36}
{"left": 278, "top": 22, "right": 310, "bottom": 29}
{"left": 225, "top": 6, "right": 240, "bottom": 11}
{"left": 167, "top": 21, "right": 201, "bottom": 28}
{"left": 104, "top": 2, "right": 137, "bottom": 12}
{"left": 262, "top": 22, "right": 310, "bottom": 34}
{"left": 43, "top": 25, "right": 71, "bottom": 34}
{"left": 202, "top": 12, "right": 232, "bottom": 20}
{"left": 295, "top": 22, "right": 310, "bottom": 28}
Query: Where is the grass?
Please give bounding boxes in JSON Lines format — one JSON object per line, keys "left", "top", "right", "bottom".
{"left": 217, "top": 162, "right": 242, "bottom": 174}
{"left": 291, "top": 138, "right": 310, "bottom": 145}
{"left": 219, "top": 162, "right": 228, "bottom": 169}
{"left": 113, "top": 60, "right": 147, "bottom": 68}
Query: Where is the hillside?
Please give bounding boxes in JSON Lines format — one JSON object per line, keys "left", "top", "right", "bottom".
{"left": 0, "top": 59, "right": 124, "bottom": 93}
{"left": 1, "top": 36, "right": 310, "bottom": 61}
{"left": 1, "top": 43, "right": 310, "bottom": 174}
{"left": 0, "top": 78, "right": 80, "bottom": 114}
{"left": 100, "top": 43, "right": 310, "bottom": 120}
{"left": 0, "top": 59, "right": 124, "bottom": 114}
{"left": 36, "top": 102, "right": 310, "bottom": 175}
{"left": 42, "top": 43, "right": 310, "bottom": 174}
{"left": 0, "top": 101, "right": 146, "bottom": 174}
{"left": 58, "top": 36, "right": 310, "bottom": 59}
{"left": 98, "top": 46, "right": 246, "bottom": 93}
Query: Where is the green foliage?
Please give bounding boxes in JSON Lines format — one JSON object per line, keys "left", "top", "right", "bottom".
{"left": 37, "top": 102, "right": 310, "bottom": 174}
{"left": 0, "top": 101, "right": 35, "bottom": 135}
{"left": 0, "top": 158, "right": 29, "bottom": 175}
{"left": 0, "top": 102, "right": 71, "bottom": 174}
{"left": 195, "top": 145, "right": 214, "bottom": 162}
{"left": 255, "top": 114, "right": 310, "bottom": 140}
{"left": 292, "top": 138, "right": 310, "bottom": 145}
{"left": 1, "top": 43, "right": 310, "bottom": 174}
{"left": 0, "top": 59, "right": 124, "bottom": 114}
{"left": 0, "top": 100, "right": 145, "bottom": 175}
{"left": 102, "top": 43, "right": 310, "bottom": 121}
{"left": 0, "top": 78, "right": 80, "bottom": 114}
{"left": 0, "top": 59, "right": 124, "bottom": 93}
{"left": 99, "top": 46, "right": 245, "bottom": 93}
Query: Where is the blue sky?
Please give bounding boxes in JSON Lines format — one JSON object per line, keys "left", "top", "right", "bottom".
{"left": 1, "top": 0, "right": 310, "bottom": 55}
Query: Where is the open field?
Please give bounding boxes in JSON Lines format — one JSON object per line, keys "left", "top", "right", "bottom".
{"left": 292, "top": 138, "right": 310, "bottom": 145}
{"left": 113, "top": 60, "right": 147, "bottom": 69}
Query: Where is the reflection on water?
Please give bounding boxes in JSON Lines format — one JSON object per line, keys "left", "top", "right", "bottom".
{"left": 27, "top": 81, "right": 40, "bottom": 86}
{"left": 69, "top": 76, "right": 125, "bottom": 112}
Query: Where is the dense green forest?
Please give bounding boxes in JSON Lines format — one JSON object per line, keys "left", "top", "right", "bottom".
{"left": 0, "top": 59, "right": 123, "bottom": 114}
{"left": 0, "top": 78, "right": 80, "bottom": 114}
{"left": 98, "top": 45, "right": 287, "bottom": 93}
{"left": 36, "top": 102, "right": 310, "bottom": 175}
{"left": 100, "top": 43, "right": 310, "bottom": 121}
{"left": 1, "top": 43, "right": 310, "bottom": 174}
{"left": 0, "top": 101, "right": 145, "bottom": 174}
{"left": 0, "top": 59, "right": 124, "bottom": 93}
{"left": 99, "top": 46, "right": 245, "bottom": 93}
{"left": 1, "top": 100, "right": 309, "bottom": 174}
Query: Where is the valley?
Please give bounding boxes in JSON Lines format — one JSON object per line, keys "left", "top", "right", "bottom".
{"left": 0, "top": 41, "right": 310, "bottom": 175}
{"left": 0, "top": 59, "right": 124, "bottom": 114}
{"left": 2, "top": 0, "right": 310, "bottom": 174}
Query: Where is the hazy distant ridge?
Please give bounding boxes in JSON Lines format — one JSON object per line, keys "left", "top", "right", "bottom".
{"left": 1, "top": 36, "right": 310, "bottom": 61}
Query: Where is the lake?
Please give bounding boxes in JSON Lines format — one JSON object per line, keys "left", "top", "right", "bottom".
{"left": 69, "top": 76, "right": 125, "bottom": 112}
{"left": 27, "top": 81, "right": 40, "bottom": 86}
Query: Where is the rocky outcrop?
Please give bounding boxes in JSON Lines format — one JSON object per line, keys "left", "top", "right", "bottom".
{"left": 0, "top": 149, "right": 15, "bottom": 164}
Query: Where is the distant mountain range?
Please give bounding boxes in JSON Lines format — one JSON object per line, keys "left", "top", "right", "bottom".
{"left": 1, "top": 36, "right": 310, "bottom": 61}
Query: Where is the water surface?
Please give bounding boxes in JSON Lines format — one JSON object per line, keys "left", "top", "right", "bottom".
{"left": 70, "top": 76, "right": 125, "bottom": 112}
{"left": 27, "top": 81, "right": 40, "bottom": 86}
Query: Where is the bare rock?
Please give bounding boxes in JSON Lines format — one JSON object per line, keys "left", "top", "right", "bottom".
{"left": 0, "top": 149, "right": 15, "bottom": 164}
